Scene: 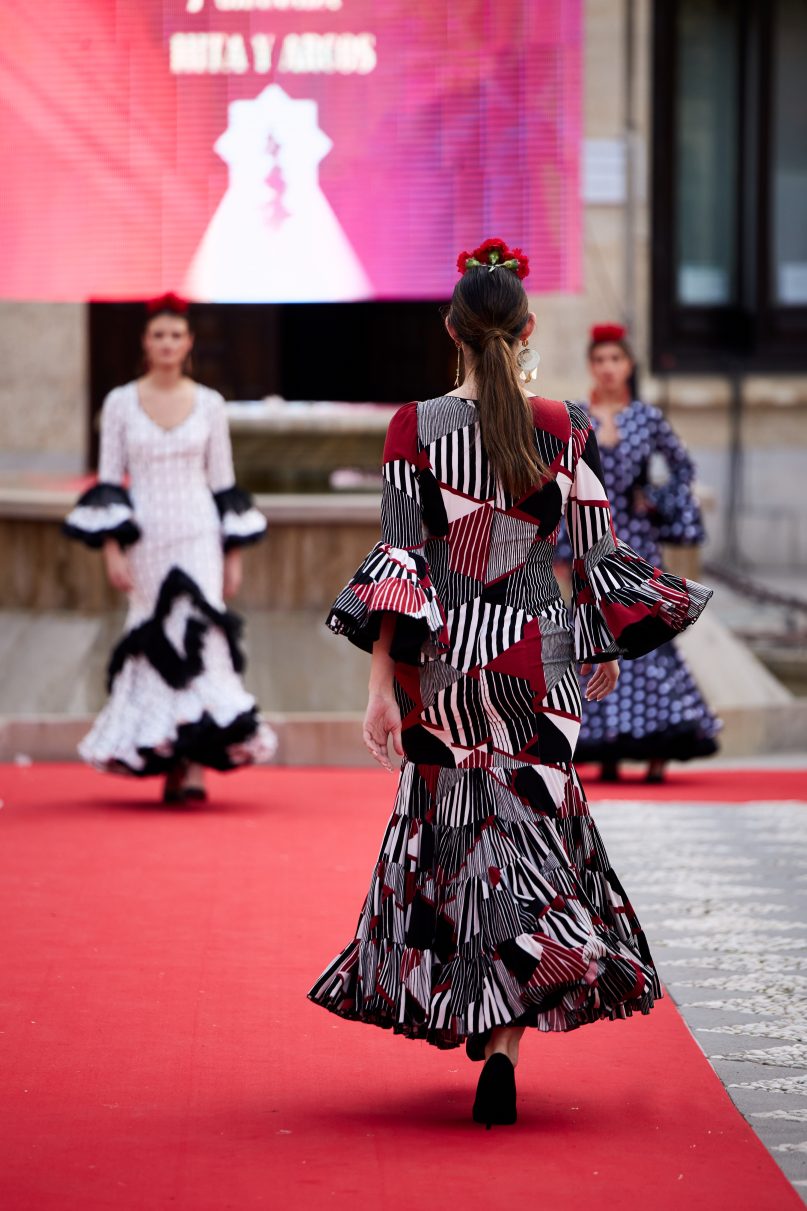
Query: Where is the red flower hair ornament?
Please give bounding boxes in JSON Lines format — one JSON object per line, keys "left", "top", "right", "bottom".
{"left": 457, "top": 238, "right": 530, "bottom": 281}
{"left": 590, "top": 323, "right": 627, "bottom": 344}
{"left": 146, "top": 291, "right": 190, "bottom": 315}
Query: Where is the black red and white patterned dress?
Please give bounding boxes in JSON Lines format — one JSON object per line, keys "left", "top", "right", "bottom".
{"left": 64, "top": 382, "right": 277, "bottom": 775}
{"left": 308, "top": 395, "right": 712, "bottom": 1048}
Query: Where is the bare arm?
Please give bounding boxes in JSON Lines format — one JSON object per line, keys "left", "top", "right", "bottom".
{"left": 223, "top": 548, "right": 242, "bottom": 599}
{"left": 363, "top": 614, "right": 404, "bottom": 771}
{"left": 103, "top": 536, "right": 134, "bottom": 593}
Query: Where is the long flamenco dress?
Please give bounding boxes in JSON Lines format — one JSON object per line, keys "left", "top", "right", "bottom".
{"left": 308, "top": 396, "right": 713, "bottom": 1048}
{"left": 556, "top": 400, "right": 720, "bottom": 764}
{"left": 64, "top": 382, "right": 277, "bottom": 775}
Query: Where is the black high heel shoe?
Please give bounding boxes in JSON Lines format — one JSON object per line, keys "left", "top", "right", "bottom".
{"left": 472, "top": 1053, "right": 517, "bottom": 1129}
{"left": 181, "top": 786, "right": 208, "bottom": 803}
{"left": 162, "top": 762, "right": 187, "bottom": 805}
{"left": 465, "top": 1029, "right": 491, "bottom": 1062}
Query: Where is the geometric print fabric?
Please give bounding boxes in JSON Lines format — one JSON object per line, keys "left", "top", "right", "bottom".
{"left": 312, "top": 394, "right": 713, "bottom": 1047}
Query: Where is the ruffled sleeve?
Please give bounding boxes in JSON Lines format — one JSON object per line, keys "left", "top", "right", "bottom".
{"left": 326, "top": 401, "right": 448, "bottom": 664}
{"left": 63, "top": 389, "right": 141, "bottom": 549}
{"left": 643, "top": 406, "right": 706, "bottom": 545}
{"left": 205, "top": 391, "right": 267, "bottom": 550}
{"left": 565, "top": 403, "right": 712, "bottom": 662}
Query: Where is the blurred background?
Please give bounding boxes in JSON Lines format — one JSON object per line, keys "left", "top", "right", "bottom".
{"left": 0, "top": 0, "right": 805, "bottom": 763}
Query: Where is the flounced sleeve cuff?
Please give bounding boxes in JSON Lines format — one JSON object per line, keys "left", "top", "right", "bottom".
{"left": 326, "top": 542, "right": 448, "bottom": 664}
{"left": 572, "top": 535, "right": 713, "bottom": 663}
{"left": 213, "top": 486, "right": 267, "bottom": 551}
{"left": 63, "top": 483, "right": 141, "bottom": 549}
{"left": 644, "top": 484, "right": 706, "bottom": 546}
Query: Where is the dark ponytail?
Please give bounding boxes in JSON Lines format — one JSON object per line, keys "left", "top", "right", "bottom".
{"left": 448, "top": 267, "right": 548, "bottom": 498}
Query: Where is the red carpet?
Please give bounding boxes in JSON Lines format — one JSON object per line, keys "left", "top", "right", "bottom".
{"left": 0, "top": 764, "right": 803, "bottom": 1211}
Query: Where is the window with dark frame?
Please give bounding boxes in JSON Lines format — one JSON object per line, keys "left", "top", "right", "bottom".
{"left": 652, "top": 0, "right": 807, "bottom": 373}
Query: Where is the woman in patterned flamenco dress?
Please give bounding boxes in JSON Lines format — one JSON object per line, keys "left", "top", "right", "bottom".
{"left": 556, "top": 324, "right": 720, "bottom": 783}
{"left": 64, "top": 295, "right": 276, "bottom": 803}
{"left": 308, "top": 241, "right": 714, "bottom": 1127}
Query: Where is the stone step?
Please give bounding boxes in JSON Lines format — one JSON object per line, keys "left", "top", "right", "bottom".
{"left": 0, "top": 605, "right": 803, "bottom": 763}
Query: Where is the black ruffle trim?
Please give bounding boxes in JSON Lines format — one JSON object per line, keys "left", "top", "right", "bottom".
{"left": 575, "top": 723, "right": 719, "bottom": 763}
{"left": 62, "top": 482, "right": 141, "bottom": 550}
{"left": 107, "top": 566, "right": 245, "bottom": 692}
{"left": 212, "top": 485, "right": 254, "bottom": 517}
{"left": 327, "top": 606, "right": 437, "bottom": 666}
{"left": 223, "top": 531, "right": 265, "bottom": 553}
{"left": 212, "top": 485, "right": 266, "bottom": 552}
{"left": 109, "top": 707, "right": 262, "bottom": 776}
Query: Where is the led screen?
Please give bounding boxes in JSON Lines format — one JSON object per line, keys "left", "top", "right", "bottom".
{"left": 0, "top": 1, "right": 581, "bottom": 302}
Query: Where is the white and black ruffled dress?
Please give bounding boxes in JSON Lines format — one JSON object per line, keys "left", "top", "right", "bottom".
{"left": 64, "top": 381, "right": 277, "bottom": 775}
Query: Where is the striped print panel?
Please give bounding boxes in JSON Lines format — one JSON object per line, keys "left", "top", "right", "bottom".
{"left": 574, "top": 604, "right": 620, "bottom": 660}
{"left": 428, "top": 423, "right": 494, "bottom": 501}
{"left": 485, "top": 510, "right": 540, "bottom": 583}
{"left": 478, "top": 671, "right": 537, "bottom": 755}
{"left": 451, "top": 878, "right": 527, "bottom": 948}
{"left": 566, "top": 401, "right": 592, "bottom": 464}
{"left": 532, "top": 905, "right": 594, "bottom": 955}
{"left": 434, "top": 768, "right": 501, "bottom": 827}
{"left": 383, "top": 455, "right": 420, "bottom": 496}
{"left": 445, "top": 599, "right": 527, "bottom": 672}
{"left": 448, "top": 502, "right": 493, "bottom": 581}
{"left": 361, "top": 543, "right": 420, "bottom": 582}
{"left": 570, "top": 501, "right": 611, "bottom": 556}
{"left": 476, "top": 603, "right": 529, "bottom": 666}
{"left": 534, "top": 425, "right": 567, "bottom": 470}
{"left": 431, "top": 765, "right": 548, "bottom": 816}
{"left": 422, "top": 677, "right": 489, "bottom": 748}
{"left": 499, "top": 540, "right": 562, "bottom": 611}
{"left": 416, "top": 396, "right": 478, "bottom": 446}
{"left": 535, "top": 619, "right": 575, "bottom": 695}
{"left": 541, "top": 665, "right": 582, "bottom": 721}
{"left": 582, "top": 527, "right": 618, "bottom": 576}
{"left": 423, "top": 537, "right": 483, "bottom": 608}
{"left": 420, "top": 659, "right": 464, "bottom": 711}
{"left": 589, "top": 559, "right": 652, "bottom": 601}
{"left": 380, "top": 466, "right": 424, "bottom": 548}
{"left": 456, "top": 750, "right": 542, "bottom": 771}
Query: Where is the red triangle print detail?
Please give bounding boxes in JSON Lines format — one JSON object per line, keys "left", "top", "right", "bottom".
{"left": 448, "top": 503, "right": 493, "bottom": 581}
{"left": 485, "top": 620, "right": 546, "bottom": 696}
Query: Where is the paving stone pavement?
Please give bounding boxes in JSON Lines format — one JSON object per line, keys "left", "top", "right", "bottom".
{"left": 594, "top": 797, "right": 807, "bottom": 1203}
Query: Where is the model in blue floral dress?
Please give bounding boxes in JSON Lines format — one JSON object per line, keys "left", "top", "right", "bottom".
{"left": 556, "top": 326, "right": 720, "bottom": 780}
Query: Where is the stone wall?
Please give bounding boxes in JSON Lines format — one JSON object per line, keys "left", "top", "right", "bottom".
{"left": 0, "top": 303, "right": 87, "bottom": 474}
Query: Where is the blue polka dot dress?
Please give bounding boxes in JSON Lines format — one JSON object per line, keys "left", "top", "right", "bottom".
{"left": 556, "top": 400, "right": 720, "bottom": 764}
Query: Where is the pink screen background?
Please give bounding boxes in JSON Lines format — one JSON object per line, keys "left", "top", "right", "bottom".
{"left": 0, "top": 1, "right": 582, "bottom": 302}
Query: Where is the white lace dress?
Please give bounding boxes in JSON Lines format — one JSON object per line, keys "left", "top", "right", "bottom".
{"left": 65, "top": 381, "right": 277, "bottom": 774}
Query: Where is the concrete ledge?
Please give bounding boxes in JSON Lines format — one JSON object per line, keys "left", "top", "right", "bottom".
{"left": 0, "top": 713, "right": 367, "bottom": 768}
{"left": 0, "top": 486, "right": 380, "bottom": 525}
{"left": 4, "top": 703, "right": 807, "bottom": 766}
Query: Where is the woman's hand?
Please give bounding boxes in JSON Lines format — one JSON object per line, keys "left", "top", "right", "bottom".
{"left": 632, "top": 487, "right": 651, "bottom": 516}
{"left": 363, "top": 690, "right": 403, "bottom": 772}
{"left": 580, "top": 660, "right": 620, "bottom": 701}
{"left": 223, "top": 549, "right": 243, "bottom": 599}
{"left": 103, "top": 539, "right": 133, "bottom": 593}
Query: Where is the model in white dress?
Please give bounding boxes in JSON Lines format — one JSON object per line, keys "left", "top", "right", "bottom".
{"left": 65, "top": 381, "right": 277, "bottom": 780}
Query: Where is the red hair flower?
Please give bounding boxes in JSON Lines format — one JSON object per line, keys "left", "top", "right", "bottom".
{"left": 457, "top": 238, "right": 530, "bottom": 281}
{"left": 590, "top": 323, "right": 627, "bottom": 344}
{"left": 146, "top": 291, "right": 189, "bottom": 315}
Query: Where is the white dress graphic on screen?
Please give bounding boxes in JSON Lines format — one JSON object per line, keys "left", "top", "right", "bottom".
{"left": 185, "top": 84, "right": 372, "bottom": 302}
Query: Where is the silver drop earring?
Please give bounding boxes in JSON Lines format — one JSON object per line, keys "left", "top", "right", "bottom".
{"left": 454, "top": 343, "right": 463, "bottom": 388}
{"left": 516, "top": 340, "right": 541, "bottom": 383}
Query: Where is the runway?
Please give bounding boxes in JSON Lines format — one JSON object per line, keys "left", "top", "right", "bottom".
{"left": 1, "top": 764, "right": 804, "bottom": 1211}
